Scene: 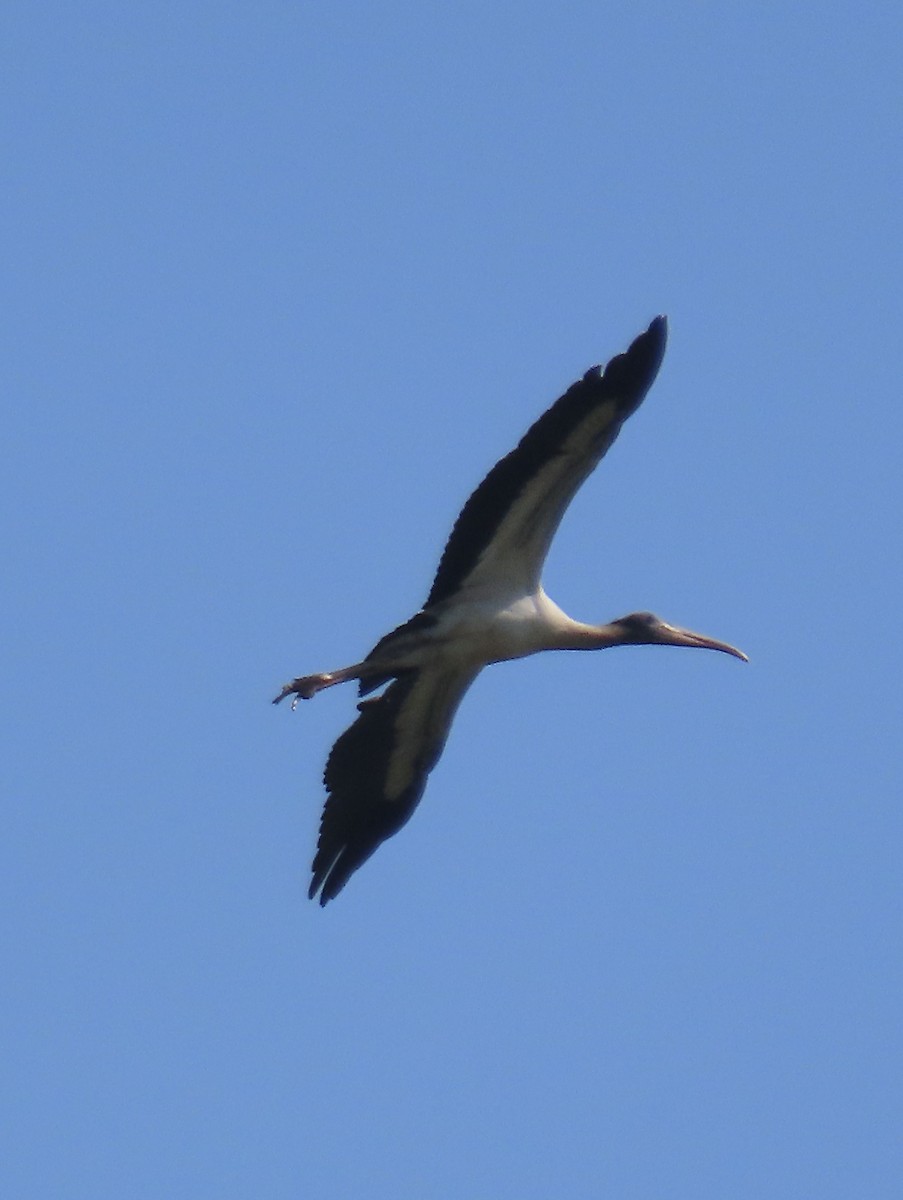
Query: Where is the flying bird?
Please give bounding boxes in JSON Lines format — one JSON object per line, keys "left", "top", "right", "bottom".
{"left": 275, "top": 317, "right": 747, "bottom": 904}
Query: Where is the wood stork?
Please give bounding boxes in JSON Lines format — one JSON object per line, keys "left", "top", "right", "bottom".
{"left": 275, "top": 317, "right": 747, "bottom": 904}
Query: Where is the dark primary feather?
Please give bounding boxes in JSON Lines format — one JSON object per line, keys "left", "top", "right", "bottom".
{"left": 311, "top": 669, "right": 474, "bottom": 904}
{"left": 311, "top": 677, "right": 426, "bottom": 904}
{"left": 426, "top": 316, "right": 667, "bottom": 606}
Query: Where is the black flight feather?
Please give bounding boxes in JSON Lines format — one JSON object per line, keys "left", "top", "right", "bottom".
{"left": 426, "top": 316, "right": 667, "bottom": 606}
{"left": 310, "top": 675, "right": 428, "bottom": 904}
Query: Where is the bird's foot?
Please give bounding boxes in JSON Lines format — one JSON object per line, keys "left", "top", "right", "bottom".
{"left": 272, "top": 673, "right": 335, "bottom": 708}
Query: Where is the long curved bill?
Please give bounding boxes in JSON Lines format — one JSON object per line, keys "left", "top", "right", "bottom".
{"left": 656, "top": 622, "right": 749, "bottom": 662}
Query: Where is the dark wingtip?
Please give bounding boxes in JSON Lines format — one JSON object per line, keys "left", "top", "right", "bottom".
{"left": 588, "top": 313, "right": 668, "bottom": 419}
{"left": 310, "top": 866, "right": 336, "bottom": 905}
{"left": 308, "top": 855, "right": 338, "bottom": 905}
{"left": 640, "top": 314, "right": 668, "bottom": 366}
{"left": 631, "top": 314, "right": 668, "bottom": 382}
{"left": 309, "top": 863, "right": 348, "bottom": 906}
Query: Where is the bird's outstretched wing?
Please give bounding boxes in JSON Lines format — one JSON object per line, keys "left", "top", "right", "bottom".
{"left": 426, "top": 316, "right": 667, "bottom": 606}
{"left": 310, "top": 667, "right": 476, "bottom": 904}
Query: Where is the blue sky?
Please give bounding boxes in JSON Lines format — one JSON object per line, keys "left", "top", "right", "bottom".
{"left": 3, "top": 3, "right": 902, "bottom": 1196}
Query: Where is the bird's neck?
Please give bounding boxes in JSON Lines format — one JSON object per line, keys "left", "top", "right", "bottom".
{"left": 550, "top": 619, "right": 626, "bottom": 651}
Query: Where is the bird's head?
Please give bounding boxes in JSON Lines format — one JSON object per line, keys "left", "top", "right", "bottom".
{"left": 606, "top": 611, "right": 748, "bottom": 661}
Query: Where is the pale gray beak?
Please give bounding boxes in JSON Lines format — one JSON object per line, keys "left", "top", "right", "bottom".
{"left": 654, "top": 621, "right": 749, "bottom": 662}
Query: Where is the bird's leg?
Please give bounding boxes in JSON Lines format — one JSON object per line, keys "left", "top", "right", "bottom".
{"left": 272, "top": 661, "right": 367, "bottom": 709}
